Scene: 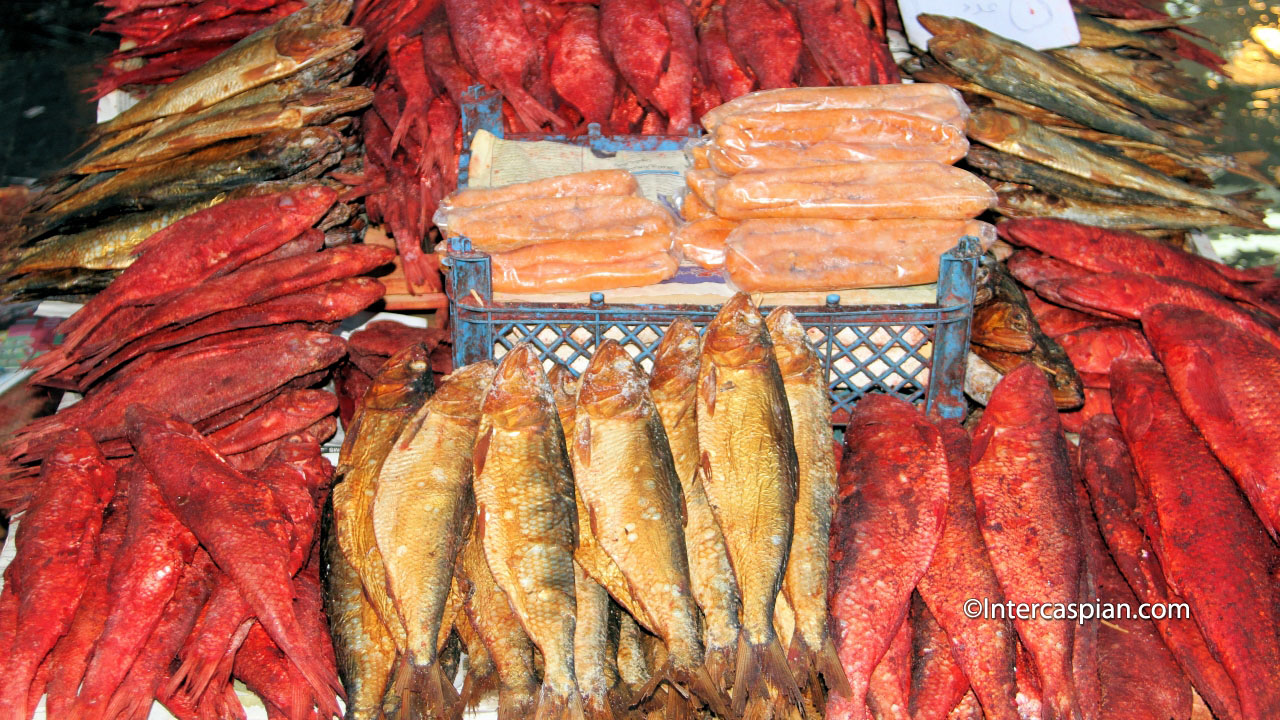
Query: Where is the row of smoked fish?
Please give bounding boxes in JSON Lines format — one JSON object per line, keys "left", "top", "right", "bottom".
{"left": 0, "top": 0, "right": 371, "bottom": 303}
{"left": 0, "top": 183, "right": 426, "bottom": 717}
{"left": 906, "top": 6, "right": 1273, "bottom": 235}
{"left": 349, "top": 0, "right": 904, "bottom": 292}
{"left": 674, "top": 84, "right": 996, "bottom": 293}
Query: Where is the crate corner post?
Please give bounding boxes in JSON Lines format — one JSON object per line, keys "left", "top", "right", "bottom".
{"left": 926, "top": 236, "right": 982, "bottom": 420}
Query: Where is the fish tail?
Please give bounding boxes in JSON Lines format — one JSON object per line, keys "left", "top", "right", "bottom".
{"left": 532, "top": 682, "right": 585, "bottom": 720}
{"left": 813, "top": 634, "right": 852, "bottom": 702}
{"left": 412, "top": 658, "right": 463, "bottom": 720}
{"left": 582, "top": 692, "right": 619, "bottom": 720}
{"left": 703, "top": 641, "right": 736, "bottom": 696}
{"left": 503, "top": 87, "right": 569, "bottom": 133}
{"left": 496, "top": 684, "right": 538, "bottom": 720}
{"left": 731, "top": 632, "right": 804, "bottom": 719}
{"left": 458, "top": 663, "right": 499, "bottom": 710}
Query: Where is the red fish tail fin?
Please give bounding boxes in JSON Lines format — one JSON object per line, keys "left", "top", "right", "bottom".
{"left": 532, "top": 683, "right": 585, "bottom": 720}
{"left": 504, "top": 88, "right": 569, "bottom": 134}
{"left": 731, "top": 632, "right": 804, "bottom": 719}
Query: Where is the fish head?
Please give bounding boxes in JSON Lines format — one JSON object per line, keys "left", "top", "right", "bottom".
{"left": 547, "top": 364, "right": 579, "bottom": 409}
{"left": 649, "top": 317, "right": 701, "bottom": 399}
{"left": 703, "top": 292, "right": 773, "bottom": 369}
{"left": 917, "top": 14, "right": 974, "bottom": 37}
{"left": 966, "top": 109, "right": 1022, "bottom": 144}
{"left": 972, "top": 302, "right": 1032, "bottom": 349}
{"left": 578, "top": 340, "right": 648, "bottom": 421}
{"left": 765, "top": 307, "right": 820, "bottom": 379}
{"left": 1108, "top": 358, "right": 1168, "bottom": 439}
{"left": 483, "top": 343, "right": 556, "bottom": 431}
{"left": 124, "top": 404, "right": 204, "bottom": 447}
{"left": 927, "top": 34, "right": 997, "bottom": 78}
{"left": 365, "top": 343, "right": 434, "bottom": 412}
{"left": 434, "top": 360, "right": 498, "bottom": 419}
{"left": 275, "top": 24, "right": 365, "bottom": 63}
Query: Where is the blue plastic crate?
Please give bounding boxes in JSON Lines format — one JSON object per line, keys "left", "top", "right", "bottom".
{"left": 442, "top": 86, "right": 979, "bottom": 422}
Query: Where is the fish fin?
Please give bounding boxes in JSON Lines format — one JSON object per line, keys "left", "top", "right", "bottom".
{"left": 675, "top": 662, "right": 734, "bottom": 720}
{"left": 701, "top": 365, "right": 717, "bottom": 416}
{"left": 496, "top": 684, "right": 538, "bottom": 720}
{"left": 731, "top": 633, "right": 803, "bottom": 718}
{"left": 814, "top": 634, "right": 852, "bottom": 702}
{"left": 389, "top": 655, "right": 418, "bottom": 718}
{"left": 533, "top": 683, "right": 585, "bottom": 720}
{"left": 582, "top": 692, "right": 620, "bottom": 720}
{"left": 704, "top": 643, "right": 736, "bottom": 697}
{"left": 412, "top": 659, "right": 463, "bottom": 720}
{"left": 459, "top": 662, "right": 499, "bottom": 709}
{"left": 662, "top": 685, "right": 696, "bottom": 720}
{"left": 473, "top": 426, "right": 492, "bottom": 477}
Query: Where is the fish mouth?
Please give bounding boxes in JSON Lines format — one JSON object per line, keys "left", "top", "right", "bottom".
{"left": 704, "top": 294, "right": 771, "bottom": 366}
{"left": 485, "top": 344, "right": 554, "bottom": 429}
{"left": 578, "top": 341, "right": 646, "bottom": 418}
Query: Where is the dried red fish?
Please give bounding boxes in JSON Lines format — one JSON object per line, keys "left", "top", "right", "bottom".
{"left": 1111, "top": 359, "right": 1280, "bottom": 719}
{"left": 0, "top": 431, "right": 116, "bottom": 718}
{"left": 724, "top": 0, "right": 802, "bottom": 89}
{"left": 600, "top": 0, "right": 697, "bottom": 134}
{"left": 796, "top": 0, "right": 899, "bottom": 86}
{"left": 866, "top": 617, "right": 911, "bottom": 720}
{"left": 74, "top": 461, "right": 199, "bottom": 720}
{"left": 203, "top": 389, "right": 337, "bottom": 456}
{"left": 908, "top": 595, "right": 969, "bottom": 720}
{"left": 548, "top": 5, "right": 619, "bottom": 127}
{"left": 969, "top": 364, "right": 1083, "bottom": 720}
{"left": 829, "top": 394, "right": 949, "bottom": 720}
{"left": 126, "top": 406, "right": 343, "bottom": 714}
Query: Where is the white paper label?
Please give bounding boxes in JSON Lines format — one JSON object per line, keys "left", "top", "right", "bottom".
{"left": 898, "top": 0, "right": 1081, "bottom": 52}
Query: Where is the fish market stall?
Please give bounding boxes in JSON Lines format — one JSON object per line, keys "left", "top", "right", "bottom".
{"left": 2, "top": 0, "right": 1280, "bottom": 718}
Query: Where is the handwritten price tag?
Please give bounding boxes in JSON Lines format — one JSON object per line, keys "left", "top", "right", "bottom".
{"left": 897, "top": 0, "right": 1080, "bottom": 51}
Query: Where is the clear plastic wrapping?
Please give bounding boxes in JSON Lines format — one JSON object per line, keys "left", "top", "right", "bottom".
{"left": 673, "top": 217, "right": 738, "bottom": 269}
{"left": 680, "top": 190, "right": 714, "bottom": 221}
{"left": 699, "top": 84, "right": 970, "bottom": 133}
{"left": 687, "top": 140, "right": 712, "bottom": 170}
{"left": 491, "top": 252, "right": 679, "bottom": 293}
{"left": 713, "top": 162, "right": 997, "bottom": 221}
{"left": 433, "top": 195, "right": 677, "bottom": 253}
{"left": 708, "top": 109, "right": 969, "bottom": 174}
{"left": 723, "top": 218, "right": 996, "bottom": 292}
{"left": 438, "top": 169, "right": 641, "bottom": 211}
{"left": 685, "top": 169, "right": 728, "bottom": 211}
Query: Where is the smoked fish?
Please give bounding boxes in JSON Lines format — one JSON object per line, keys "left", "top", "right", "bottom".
{"left": 697, "top": 293, "right": 804, "bottom": 718}
{"left": 473, "top": 343, "right": 583, "bottom": 720}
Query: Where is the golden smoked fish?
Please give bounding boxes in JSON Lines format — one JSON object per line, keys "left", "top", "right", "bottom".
{"left": 457, "top": 527, "right": 540, "bottom": 720}
{"left": 473, "top": 344, "right": 583, "bottom": 720}
{"left": 697, "top": 292, "right": 804, "bottom": 718}
{"left": 372, "top": 361, "right": 495, "bottom": 714}
{"left": 649, "top": 318, "right": 742, "bottom": 690}
{"left": 573, "top": 340, "right": 732, "bottom": 718}
{"left": 332, "top": 345, "right": 434, "bottom": 656}
{"left": 765, "top": 308, "right": 850, "bottom": 702}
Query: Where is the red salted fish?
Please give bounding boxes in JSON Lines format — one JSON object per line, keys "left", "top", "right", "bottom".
{"left": 40, "top": 476, "right": 130, "bottom": 717}
{"left": 795, "top": 0, "right": 900, "bottom": 86}
{"left": 1058, "top": 387, "right": 1113, "bottom": 435}
{"left": 997, "top": 218, "right": 1278, "bottom": 317}
{"left": 9, "top": 327, "right": 345, "bottom": 467}
{"left": 866, "top": 617, "right": 912, "bottom": 720}
{"left": 969, "top": 363, "right": 1083, "bottom": 720}
{"left": 1053, "top": 325, "right": 1154, "bottom": 382}
{"left": 203, "top": 389, "right": 338, "bottom": 456}
{"left": 69, "top": 243, "right": 392, "bottom": 364}
{"left": 600, "top": 0, "right": 697, "bottom": 134}
{"left": 1110, "top": 359, "right": 1280, "bottom": 719}
{"left": 1006, "top": 250, "right": 1094, "bottom": 289}
{"left": 1053, "top": 273, "right": 1280, "bottom": 354}
{"left": 420, "top": 7, "right": 477, "bottom": 108}
{"left": 548, "top": 5, "right": 619, "bottom": 127}
{"left": 697, "top": 3, "right": 754, "bottom": 103}
{"left": 1070, "top": 485, "right": 1100, "bottom": 720}
{"left": 1078, "top": 414, "right": 1244, "bottom": 720}
{"left": 242, "top": 227, "right": 325, "bottom": 269}
{"left": 70, "top": 276, "right": 384, "bottom": 390}
{"left": 444, "top": 0, "right": 566, "bottom": 132}
{"left": 724, "top": 0, "right": 802, "bottom": 89}
{"left": 1142, "top": 303, "right": 1280, "bottom": 541}
{"left": 74, "top": 461, "right": 199, "bottom": 720}
{"left": 916, "top": 421, "right": 1020, "bottom": 720}
{"left": 828, "top": 394, "right": 949, "bottom": 720}
{"left": 1077, "top": 479, "right": 1190, "bottom": 720}
{"left": 126, "top": 406, "right": 344, "bottom": 715}
{"left": 908, "top": 595, "right": 970, "bottom": 720}
{"left": 100, "top": 554, "right": 216, "bottom": 720}
{"left": 0, "top": 431, "right": 116, "bottom": 718}
{"left": 1025, "top": 293, "right": 1119, "bottom": 338}
{"left": 45, "top": 185, "right": 337, "bottom": 357}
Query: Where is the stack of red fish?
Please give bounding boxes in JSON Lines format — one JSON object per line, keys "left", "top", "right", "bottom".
{"left": 349, "top": 0, "right": 900, "bottom": 293}
{"left": 0, "top": 184, "right": 394, "bottom": 514}
{"left": 829, "top": 343, "right": 1280, "bottom": 719}
{"left": 94, "top": 0, "right": 311, "bottom": 99}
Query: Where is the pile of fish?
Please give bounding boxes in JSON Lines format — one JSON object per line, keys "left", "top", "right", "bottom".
{"left": 908, "top": 8, "right": 1273, "bottom": 236}
{"left": 336, "top": 318, "right": 451, "bottom": 426}
{"left": 93, "top": 0, "right": 309, "bottom": 99}
{"left": 348, "top": 0, "right": 901, "bottom": 292}
{"left": 0, "top": 411, "right": 345, "bottom": 719}
{"left": 0, "top": 0, "right": 369, "bottom": 302}
{"left": 676, "top": 84, "right": 997, "bottom": 292}
{"left": 0, "top": 184, "right": 393, "bottom": 514}
{"left": 328, "top": 293, "right": 856, "bottom": 719}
